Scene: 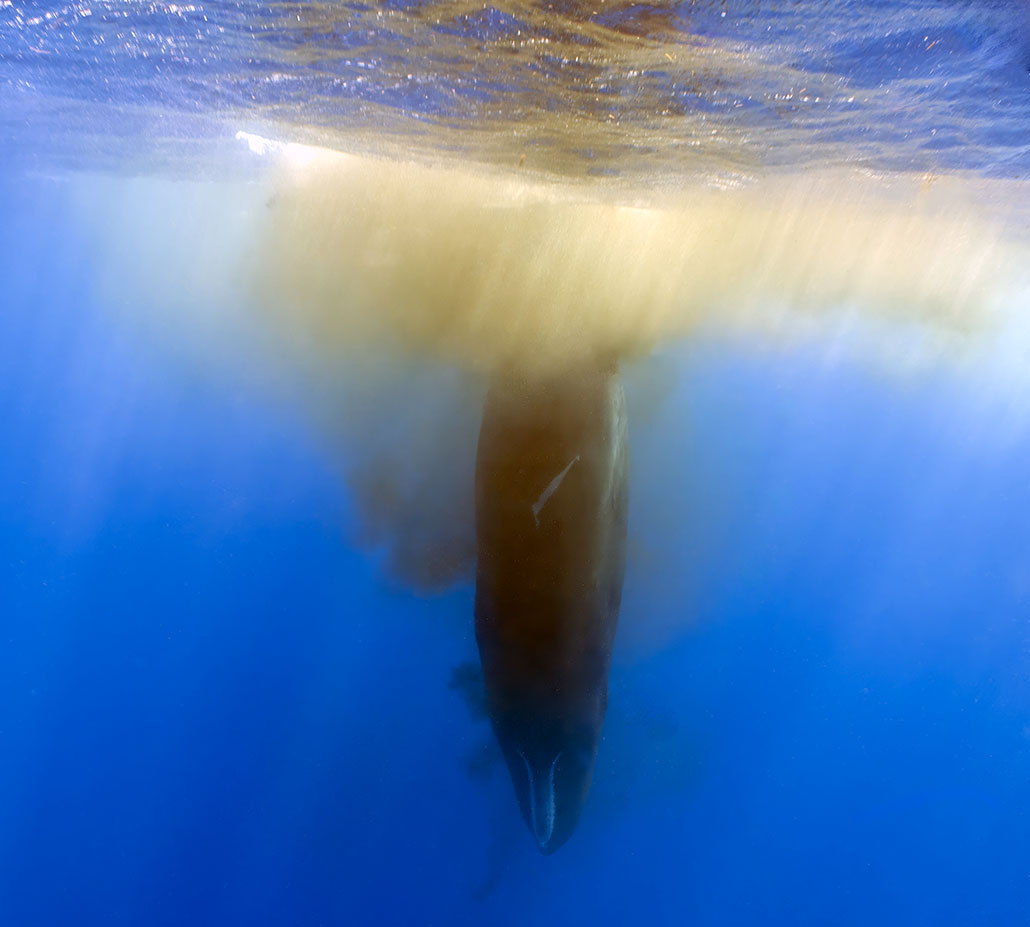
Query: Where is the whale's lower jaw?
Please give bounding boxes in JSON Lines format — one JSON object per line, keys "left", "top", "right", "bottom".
{"left": 518, "top": 750, "right": 561, "bottom": 851}
{"left": 496, "top": 736, "right": 596, "bottom": 854}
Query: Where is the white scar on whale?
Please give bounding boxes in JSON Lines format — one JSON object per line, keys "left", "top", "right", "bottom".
{"left": 532, "top": 456, "right": 580, "bottom": 528}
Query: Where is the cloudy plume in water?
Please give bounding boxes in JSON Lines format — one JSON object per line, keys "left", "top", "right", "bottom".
{"left": 76, "top": 140, "right": 1030, "bottom": 599}
{"left": 251, "top": 142, "right": 1026, "bottom": 375}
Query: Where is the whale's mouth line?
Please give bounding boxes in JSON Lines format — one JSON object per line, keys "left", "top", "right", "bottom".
{"left": 519, "top": 750, "right": 562, "bottom": 848}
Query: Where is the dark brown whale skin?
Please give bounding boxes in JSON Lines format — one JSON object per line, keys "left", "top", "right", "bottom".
{"left": 474, "top": 364, "right": 628, "bottom": 855}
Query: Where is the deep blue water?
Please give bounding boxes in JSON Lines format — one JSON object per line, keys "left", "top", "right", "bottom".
{"left": 4, "top": 2, "right": 1030, "bottom": 925}
{"left": 4, "top": 171, "right": 1030, "bottom": 924}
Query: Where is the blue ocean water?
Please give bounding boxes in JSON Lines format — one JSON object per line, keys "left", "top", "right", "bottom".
{"left": 3, "top": 3, "right": 1030, "bottom": 925}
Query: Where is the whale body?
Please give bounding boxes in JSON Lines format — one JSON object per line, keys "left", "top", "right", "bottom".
{"left": 474, "top": 364, "right": 628, "bottom": 854}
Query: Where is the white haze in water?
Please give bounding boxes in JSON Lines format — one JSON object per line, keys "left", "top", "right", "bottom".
{"left": 249, "top": 140, "right": 1027, "bottom": 375}
{"left": 72, "top": 142, "right": 1030, "bottom": 594}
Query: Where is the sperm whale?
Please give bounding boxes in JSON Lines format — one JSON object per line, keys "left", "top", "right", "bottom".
{"left": 474, "top": 363, "right": 628, "bottom": 854}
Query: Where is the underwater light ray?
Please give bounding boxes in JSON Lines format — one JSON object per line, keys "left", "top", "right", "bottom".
{"left": 69, "top": 133, "right": 1030, "bottom": 601}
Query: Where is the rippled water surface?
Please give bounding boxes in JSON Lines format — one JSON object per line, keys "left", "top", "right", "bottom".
{"left": 3, "top": 0, "right": 1029, "bottom": 178}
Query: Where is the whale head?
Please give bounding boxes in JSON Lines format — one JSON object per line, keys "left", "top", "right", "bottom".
{"left": 491, "top": 702, "right": 604, "bottom": 854}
